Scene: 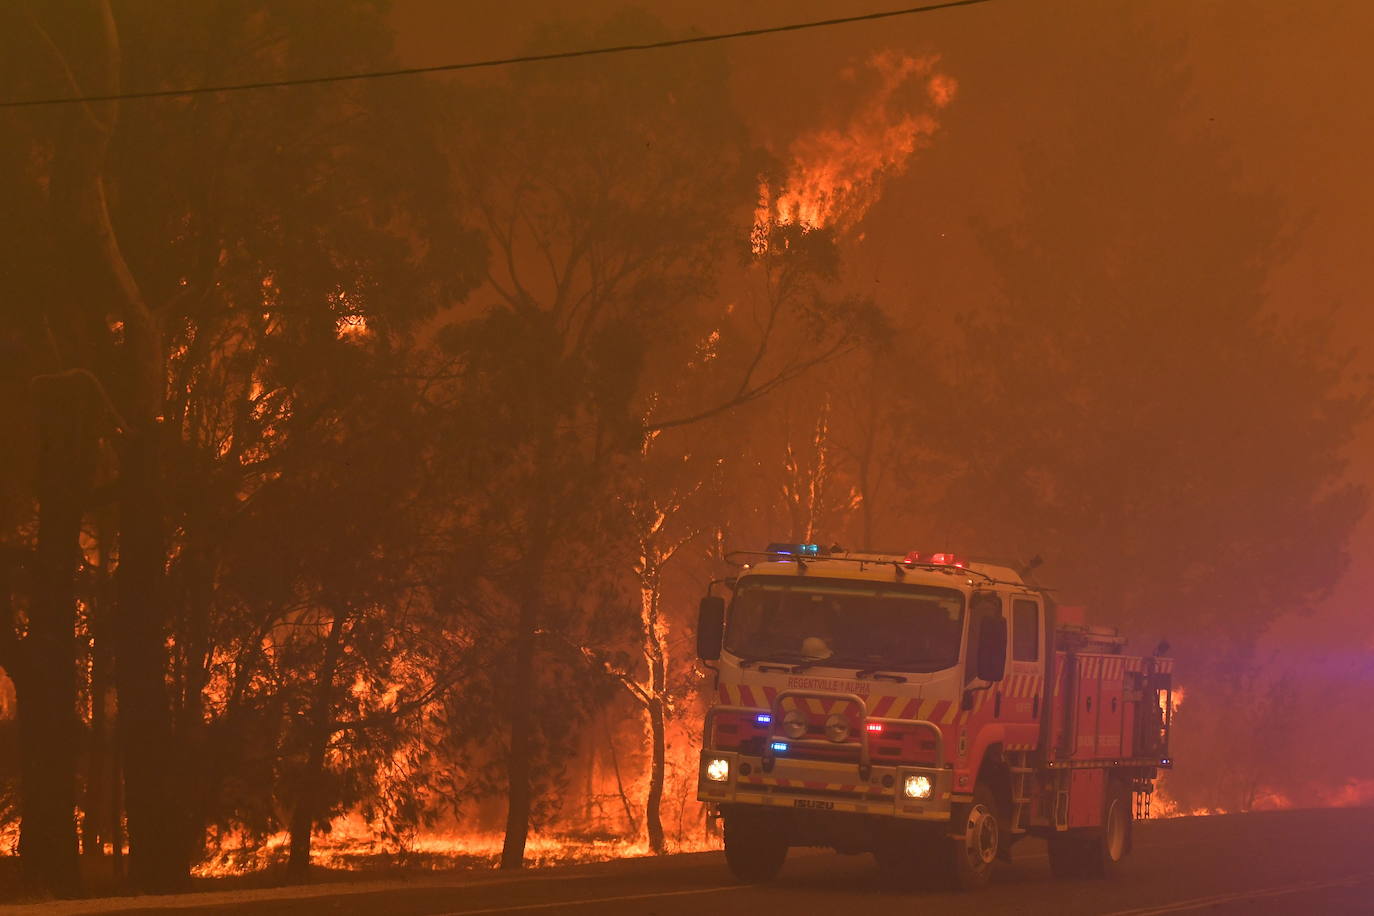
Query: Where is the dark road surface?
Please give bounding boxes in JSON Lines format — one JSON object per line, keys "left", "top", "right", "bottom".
{"left": 13, "top": 807, "right": 1374, "bottom": 915}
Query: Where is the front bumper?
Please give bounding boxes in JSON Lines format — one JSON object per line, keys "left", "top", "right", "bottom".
{"left": 697, "top": 749, "right": 952, "bottom": 821}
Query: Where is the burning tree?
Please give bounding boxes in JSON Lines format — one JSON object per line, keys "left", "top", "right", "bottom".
{"left": 435, "top": 14, "right": 751, "bottom": 867}
{"left": 0, "top": 0, "right": 478, "bottom": 892}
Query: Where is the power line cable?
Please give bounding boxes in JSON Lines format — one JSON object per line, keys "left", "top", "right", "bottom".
{"left": 0, "top": 0, "right": 997, "bottom": 109}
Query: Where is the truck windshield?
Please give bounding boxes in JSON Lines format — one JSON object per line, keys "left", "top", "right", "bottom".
{"left": 724, "top": 576, "right": 966, "bottom": 672}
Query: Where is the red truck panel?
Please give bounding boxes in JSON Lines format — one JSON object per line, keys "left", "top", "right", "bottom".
{"left": 1121, "top": 674, "right": 1138, "bottom": 758}
{"left": 1073, "top": 656, "right": 1100, "bottom": 758}
{"left": 1050, "top": 652, "right": 1069, "bottom": 753}
{"left": 1097, "top": 666, "right": 1123, "bottom": 757}
{"left": 1052, "top": 650, "right": 1157, "bottom": 763}
{"left": 1068, "top": 768, "right": 1104, "bottom": 827}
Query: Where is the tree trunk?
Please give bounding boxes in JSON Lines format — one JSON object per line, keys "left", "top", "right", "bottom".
{"left": 286, "top": 609, "right": 349, "bottom": 880}
{"left": 500, "top": 437, "right": 552, "bottom": 871}
{"left": 19, "top": 373, "right": 98, "bottom": 896}
{"left": 114, "top": 423, "right": 185, "bottom": 891}
{"left": 640, "top": 567, "right": 668, "bottom": 855}
{"left": 37, "top": 0, "right": 185, "bottom": 890}
{"left": 499, "top": 596, "right": 537, "bottom": 870}
{"left": 645, "top": 696, "right": 667, "bottom": 854}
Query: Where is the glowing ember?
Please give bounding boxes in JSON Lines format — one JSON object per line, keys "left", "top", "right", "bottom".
{"left": 336, "top": 314, "right": 370, "bottom": 339}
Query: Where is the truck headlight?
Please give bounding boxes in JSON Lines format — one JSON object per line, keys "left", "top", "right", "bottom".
{"left": 705, "top": 757, "right": 730, "bottom": 782}
{"left": 904, "top": 774, "right": 933, "bottom": 799}
{"left": 825, "top": 713, "right": 850, "bottom": 742}
{"left": 782, "top": 710, "right": 807, "bottom": 739}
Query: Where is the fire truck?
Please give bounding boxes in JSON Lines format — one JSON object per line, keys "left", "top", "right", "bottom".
{"left": 695, "top": 544, "right": 1174, "bottom": 890}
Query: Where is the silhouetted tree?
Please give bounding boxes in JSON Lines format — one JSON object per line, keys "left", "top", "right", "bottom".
{"left": 438, "top": 12, "right": 752, "bottom": 868}
{"left": 1, "top": 0, "right": 479, "bottom": 890}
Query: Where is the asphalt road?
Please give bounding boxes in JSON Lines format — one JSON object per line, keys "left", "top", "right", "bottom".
{"left": 15, "top": 807, "right": 1374, "bottom": 915}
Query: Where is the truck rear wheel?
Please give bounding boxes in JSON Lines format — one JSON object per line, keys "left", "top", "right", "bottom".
{"left": 723, "top": 810, "right": 788, "bottom": 883}
{"left": 1048, "top": 783, "right": 1131, "bottom": 879}
{"left": 1085, "top": 784, "right": 1132, "bottom": 877}
{"left": 949, "top": 784, "right": 1001, "bottom": 890}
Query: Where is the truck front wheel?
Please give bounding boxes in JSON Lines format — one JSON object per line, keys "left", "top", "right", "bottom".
{"left": 723, "top": 810, "right": 788, "bottom": 883}
{"left": 949, "top": 784, "right": 1001, "bottom": 890}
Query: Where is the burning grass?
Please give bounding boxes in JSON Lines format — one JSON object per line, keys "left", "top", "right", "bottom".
{"left": 193, "top": 814, "right": 718, "bottom": 878}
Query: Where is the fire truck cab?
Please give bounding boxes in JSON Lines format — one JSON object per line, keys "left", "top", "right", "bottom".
{"left": 695, "top": 544, "right": 1174, "bottom": 890}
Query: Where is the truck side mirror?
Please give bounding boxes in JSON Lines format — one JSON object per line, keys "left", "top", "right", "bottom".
{"left": 976, "top": 615, "right": 1007, "bottom": 682}
{"left": 696, "top": 595, "right": 726, "bottom": 661}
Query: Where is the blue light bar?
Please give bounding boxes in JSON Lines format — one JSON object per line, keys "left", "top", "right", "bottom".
{"left": 765, "top": 542, "right": 823, "bottom": 557}
{"left": 770, "top": 741, "right": 788, "bottom": 753}
{"left": 755, "top": 713, "right": 772, "bottom": 725}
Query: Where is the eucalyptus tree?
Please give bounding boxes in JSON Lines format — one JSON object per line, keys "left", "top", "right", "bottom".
{"left": 0, "top": 0, "right": 479, "bottom": 890}
{"left": 437, "top": 12, "right": 755, "bottom": 866}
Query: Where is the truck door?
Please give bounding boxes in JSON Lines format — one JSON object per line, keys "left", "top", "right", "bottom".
{"left": 1096, "top": 657, "right": 1124, "bottom": 757}
{"left": 1002, "top": 596, "right": 1044, "bottom": 749}
{"left": 1074, "top": 656, "right": 1102, "bottom": 758}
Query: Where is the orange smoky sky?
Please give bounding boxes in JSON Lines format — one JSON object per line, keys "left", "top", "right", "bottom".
{"left": 389, "top": 0, "right": 1374, "bottom": 641}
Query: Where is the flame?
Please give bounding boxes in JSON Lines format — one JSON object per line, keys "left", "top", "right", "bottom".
{"left": 194, "top": 815, "right": 718, "bottom": 877}
{"left": 335, "top": 314, "right": 370, "bottom": 340}
{"left": 187, "top": 634, "right": 721, "bottom": 878}
{"left": 1324, "top": 778, "right": 1374, "bottom": 807}
{"left": 752, "top": 50, "right": 957, "bottom": 250}
{"left": 328, "top": 285, "right": 371, "bottom": 340}
{"left": 1145, "top": 790, "right": 1218, "bottom": 819}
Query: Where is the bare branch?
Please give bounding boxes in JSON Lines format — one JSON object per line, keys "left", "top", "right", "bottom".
{"left": 646, "top": 337, "right": 855, "bottom": 433}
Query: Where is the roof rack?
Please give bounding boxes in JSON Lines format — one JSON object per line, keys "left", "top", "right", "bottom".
{"left": 1056, "top": 624, "right": 1127, "bottom": 654}
{"left": 724, "top": 549, "right": 1000, "bottom": 585}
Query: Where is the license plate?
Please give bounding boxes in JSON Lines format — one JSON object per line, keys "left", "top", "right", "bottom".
{"left": 794, "top": 799, "right": 834, "bottom": 810}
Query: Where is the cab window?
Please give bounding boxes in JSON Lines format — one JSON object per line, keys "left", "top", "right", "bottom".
{"left": 965, "top": 592, "right": 1003, "bottom": 683}
{"left": 1012, "top": 598, "right": 1039, "bottom": 662}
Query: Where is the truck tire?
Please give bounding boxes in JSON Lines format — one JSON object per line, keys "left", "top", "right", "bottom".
{"left": 1048, "top": 783, "right": 1131, "bottom": 879}
{"left": 949, "top": 784, "right": 1001, "bottom": 890}
{"left": 1082, "top": 783, "right": 1132, "bottom": 877}
{"left": 723, "top": 810, "right": 788, "bottom": 883}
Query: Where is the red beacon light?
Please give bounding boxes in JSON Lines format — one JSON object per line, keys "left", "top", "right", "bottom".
{"left": 902, "top": 550, "right": 967, "bottom": 569}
